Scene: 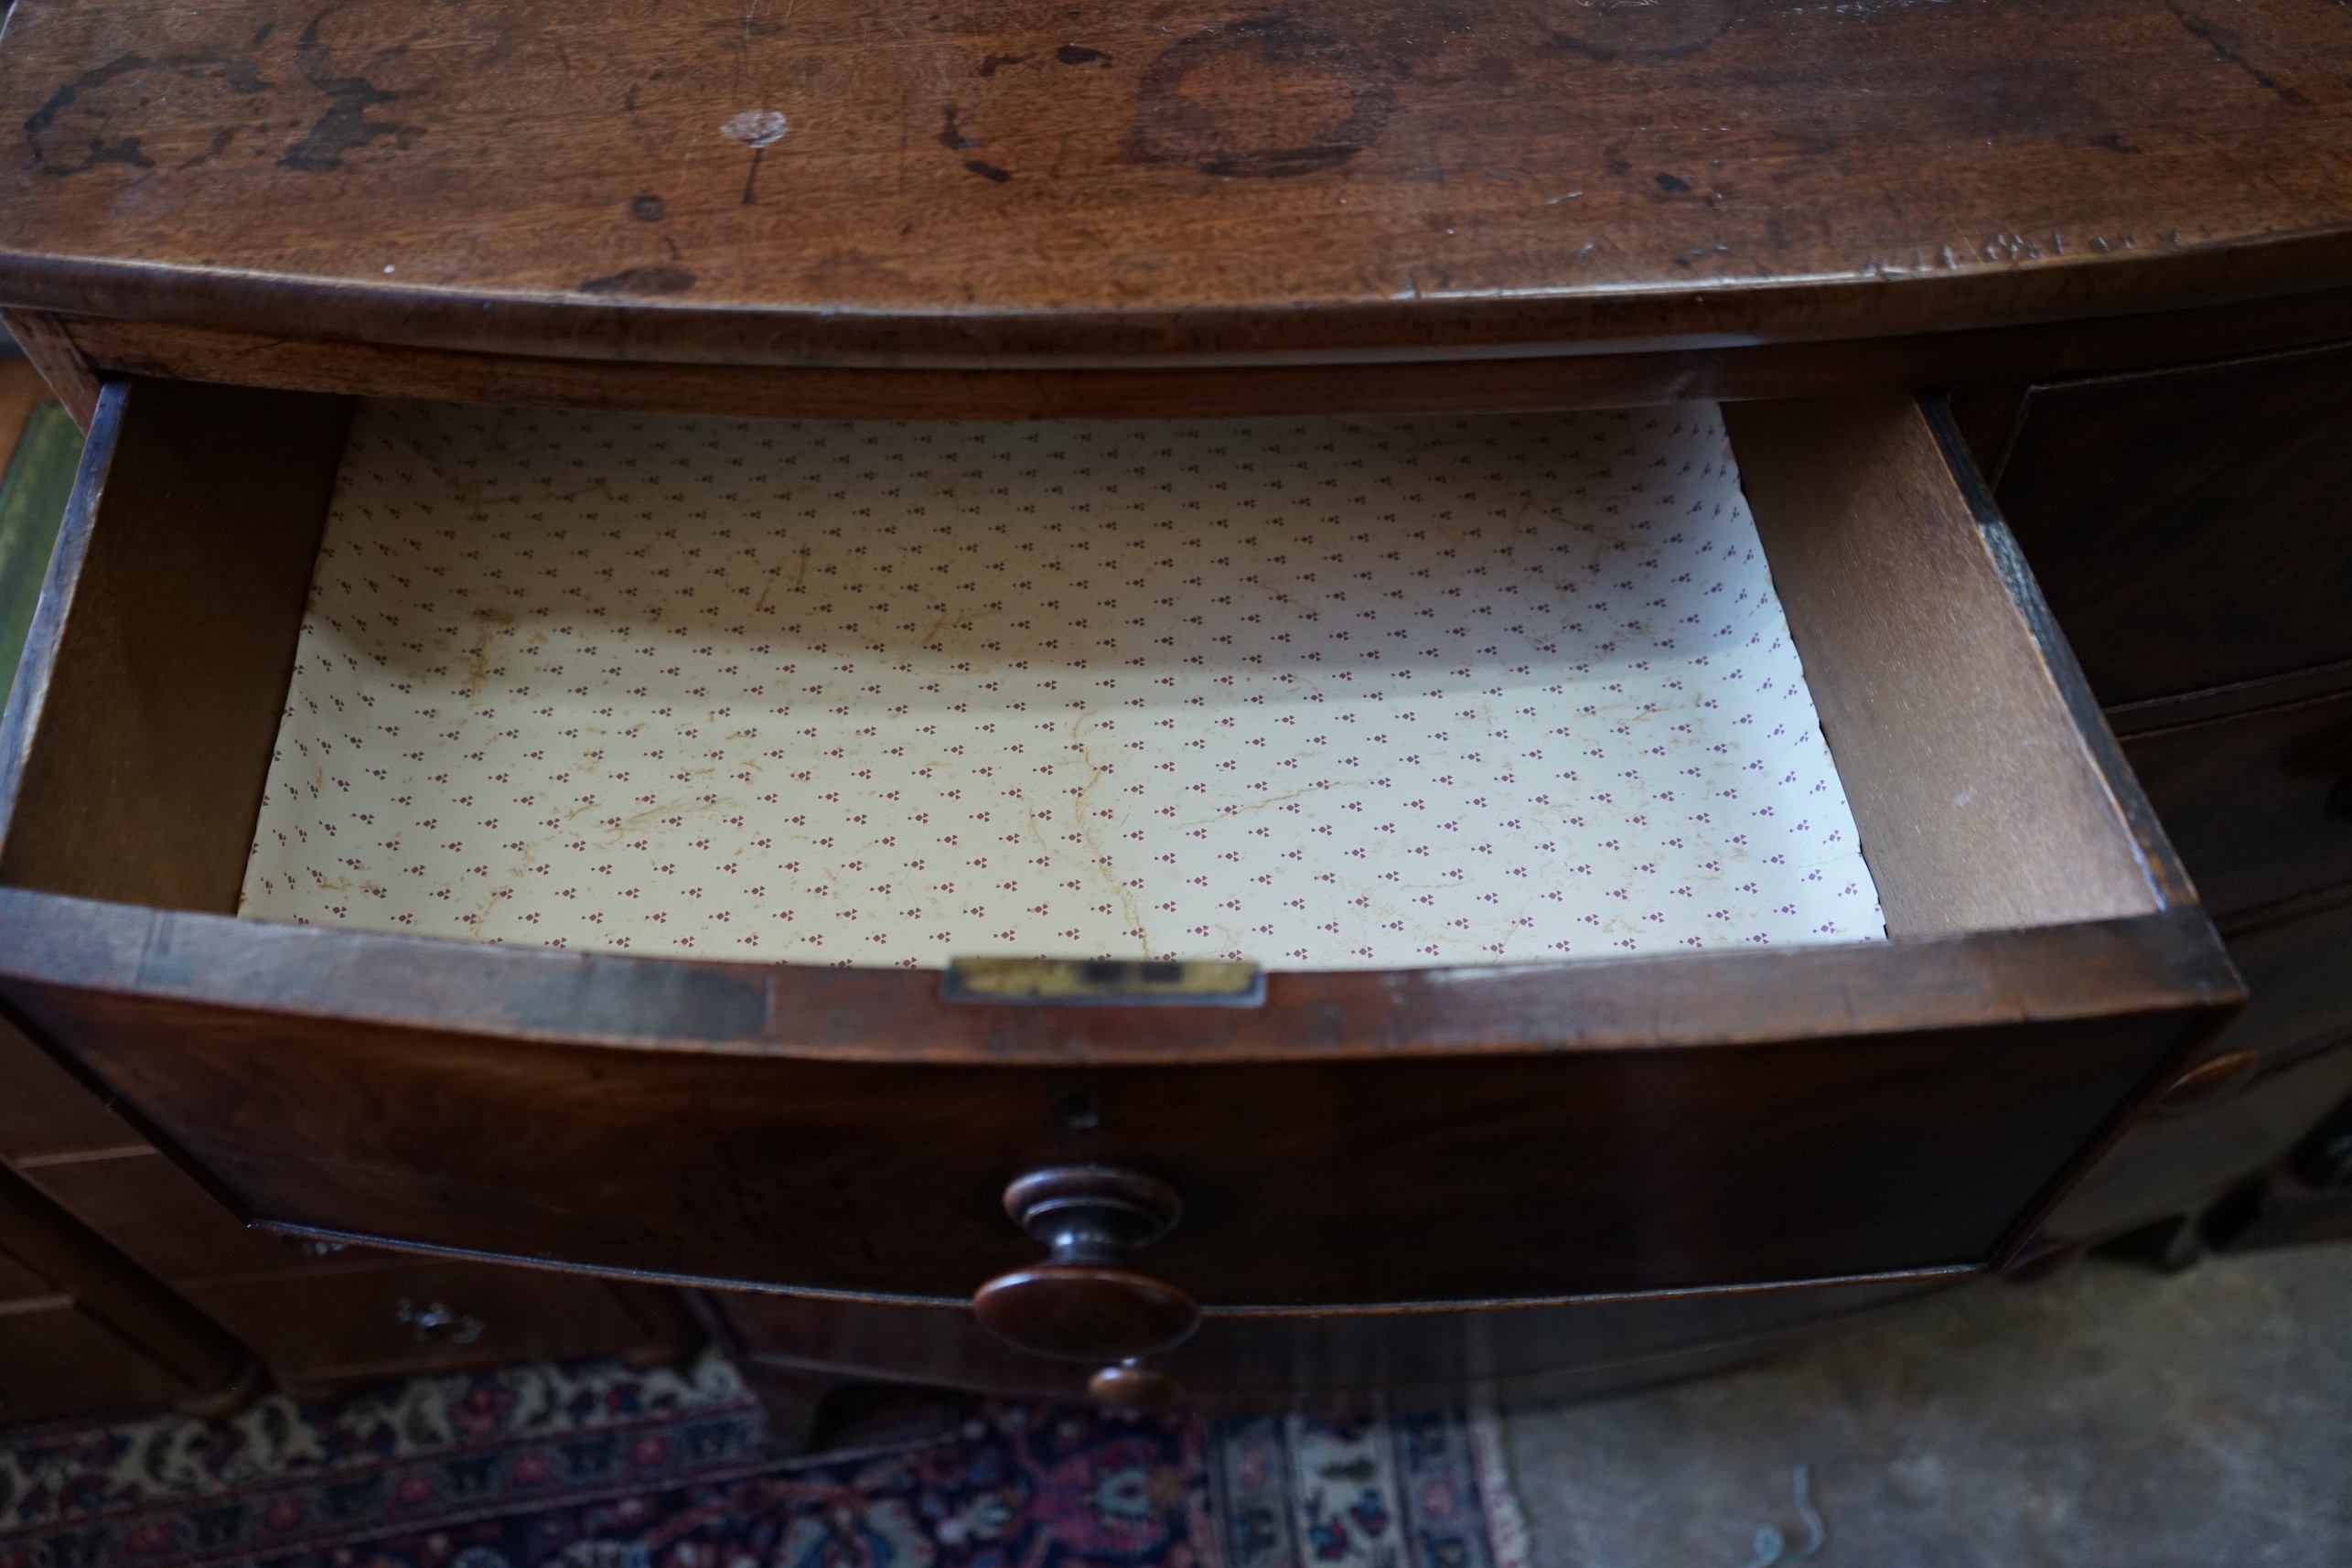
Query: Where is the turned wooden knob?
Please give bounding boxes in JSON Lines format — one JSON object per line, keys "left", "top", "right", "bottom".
{"left": 972, "top": 1165, "right": 1200, "bottom": 1360}
{"left": 2153, "top": 1047, "right": 2261, "bottom": 1115}
{"left": 1089, "top": 1359, "right": 1185, "bottom": 1406}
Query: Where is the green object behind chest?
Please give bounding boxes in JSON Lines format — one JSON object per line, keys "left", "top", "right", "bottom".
{"left": 0, "top": 401, "right": 82, "bottom": 706}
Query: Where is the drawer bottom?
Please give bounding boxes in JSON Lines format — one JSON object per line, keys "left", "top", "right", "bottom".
{"left": 238, "top": 399, "right": 1884, "bottom": 970}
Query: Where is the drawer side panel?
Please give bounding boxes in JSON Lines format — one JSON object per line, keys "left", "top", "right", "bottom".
{"left": 0, "top": 378, "right": 350, "bottom": 913}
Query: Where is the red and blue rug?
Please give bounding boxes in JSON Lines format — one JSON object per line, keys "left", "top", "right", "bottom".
{"left": 0, "top": 1353, "right": 1527, "bottom": 1568}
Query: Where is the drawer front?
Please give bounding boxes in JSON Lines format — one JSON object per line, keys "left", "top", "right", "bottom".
{"left": 2124, "top": 688, "right": 2352, "bottom": 920}
{"left": 1997, "top": 341, "right": 2352, "bottom": 707}
{"left": 6, "top": 955, "right": 2203, "bottom": 1309}
{"left": 186, "top": 1262, "right": 677, "bottom": 1388}
{"left": 19, "top": 1152, "right": 688, "bottom": 1386}
{"left": 2049, "top": 891, "right": 2352, "bottom": 1241}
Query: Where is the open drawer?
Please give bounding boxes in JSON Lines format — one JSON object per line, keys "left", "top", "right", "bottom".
{"left": 0, "top": 380, "right": 2236, "bottom": 1355}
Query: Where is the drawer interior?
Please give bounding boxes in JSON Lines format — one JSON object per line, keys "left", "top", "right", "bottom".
{"left": 242, "top": 400, "right": 1884, "bottom": 968}
{"left": 0, "top": 382, "right": 2168, "bottom": 964}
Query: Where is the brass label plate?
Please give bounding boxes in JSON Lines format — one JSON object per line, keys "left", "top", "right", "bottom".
{"left": 943, "top": 958, "right": 1265, "bottom": 1006}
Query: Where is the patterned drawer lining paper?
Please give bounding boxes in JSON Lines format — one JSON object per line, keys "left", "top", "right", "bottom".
{"left": 240, "top": 402, "right": 1885, "bottom": 969}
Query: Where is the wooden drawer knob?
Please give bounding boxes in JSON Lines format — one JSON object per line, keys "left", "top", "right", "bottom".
{"left": 1089, "top": 1359, "right": 1185, "bottom": 1407}
{"left": 972, "top": 1165, "right": 1199, "bottom": 1361}
{"left": 2153, "top": 1047, "right": 2261, "bottom": 1115}
{"left": 974, "top": 1264, "right": 1198, "bottom": 1360}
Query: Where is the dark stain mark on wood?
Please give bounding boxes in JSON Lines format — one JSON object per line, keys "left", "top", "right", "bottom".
{"left": 940, "top": 105, "right": 978, "bottom": 150}
{"left": 1655, "top": 172, "right": 1692, "bottom": 192}
{"left": 736, "top": 130, "right": 785, "bottom": 206}
{"left": 963, "top": 158, "right": 1012, "bottom": 182}
{"left": 1057, "top": 45, "right": 1112, "bottom": 66}
{"left": 280, "top": 12, "right": 421, "bottom": 172}
{"left": 25, "top": 51, "right": 268, "bottom": 177}
{"left": 577, "top": 265, "right": 696, "bottom": 295}
{"left": 630, "top": 194, "right": 666, "bottom": 221}
{"left": 181, "top": 124, "right": 239, "bottom": 171}
{"left": 2098, "top": 131, "right": 2143, "bottom": 154}
{"left": 1546, "top": 0, "right": 1734, "bottom": 61}
{"left": 1128, "top": 16, "right": 1395, "bottom": 179}
{"left": 25, "top": 55, "right": 162, "bottom": 174}
{"left": 2164, "top": 2, "right": 2312, "bottom": 105}
{"left": 1470, "top": 55, "right": 1519, "bottom": 89}
{"left": 978, "top": 53, "right": 1026, "bottom": 77}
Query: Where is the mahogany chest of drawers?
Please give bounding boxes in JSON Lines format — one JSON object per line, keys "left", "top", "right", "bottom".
{"left": 0, "top": 0, "right": 2347, "bottom": 1419}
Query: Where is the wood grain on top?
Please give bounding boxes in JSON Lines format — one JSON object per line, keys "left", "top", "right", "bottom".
{"left": 1, "top": 0, "right": 2348, "bottom": 367}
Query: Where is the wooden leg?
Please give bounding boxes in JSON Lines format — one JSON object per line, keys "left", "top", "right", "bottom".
{"left": 687, "top": 1289, "right": 874, "bottom": 1455}
{"left": 2152, "top": 1215, "right": 2209, "bottom": 1273}
{"left": 611, "top": 1282, "right": 705, "bottom": 1370}
{"left": 173, "top": 1354, "right": 268, "bottom": 1420}
{"left": 739, "top": 1359, "right": 853, "bottom": 1455}
{"left": 2102, "top": 1212, "right": 2209, "bottom": 1273}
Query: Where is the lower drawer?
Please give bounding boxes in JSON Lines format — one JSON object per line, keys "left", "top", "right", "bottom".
{"left": 22, "top": 1149, "right": 690, "bottom": 1387}
{"left": 186, "top": 1263, "right": 684, "bottom": 1391}
{"left": 24, "top": 1148, "right": 395, "bottom": 1283}
{"left": 2123, "top": 686, "right": 2352, "bottom": 920}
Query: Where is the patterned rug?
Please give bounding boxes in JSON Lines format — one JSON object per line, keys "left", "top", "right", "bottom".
{"left": 0, "top": 1352, "right": 1528, "bottom": 1568}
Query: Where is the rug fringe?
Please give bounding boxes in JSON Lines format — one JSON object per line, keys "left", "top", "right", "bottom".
{"left": 1467, "top": 1396, "right": 1533, "bottom": 1568}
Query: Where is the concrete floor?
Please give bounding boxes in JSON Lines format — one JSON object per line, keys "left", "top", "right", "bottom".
{"left": 1501, "top": 1244, "right": 2352, "bottom": 1567}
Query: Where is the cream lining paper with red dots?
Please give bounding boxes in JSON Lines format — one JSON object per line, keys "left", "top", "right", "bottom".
{"left": 240, "top": 402, "right": 1885, "bottom": 967}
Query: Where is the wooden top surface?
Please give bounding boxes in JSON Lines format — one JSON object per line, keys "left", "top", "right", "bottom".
{"left": 2, "top": 0, "right": 2349, "bottom": 367}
